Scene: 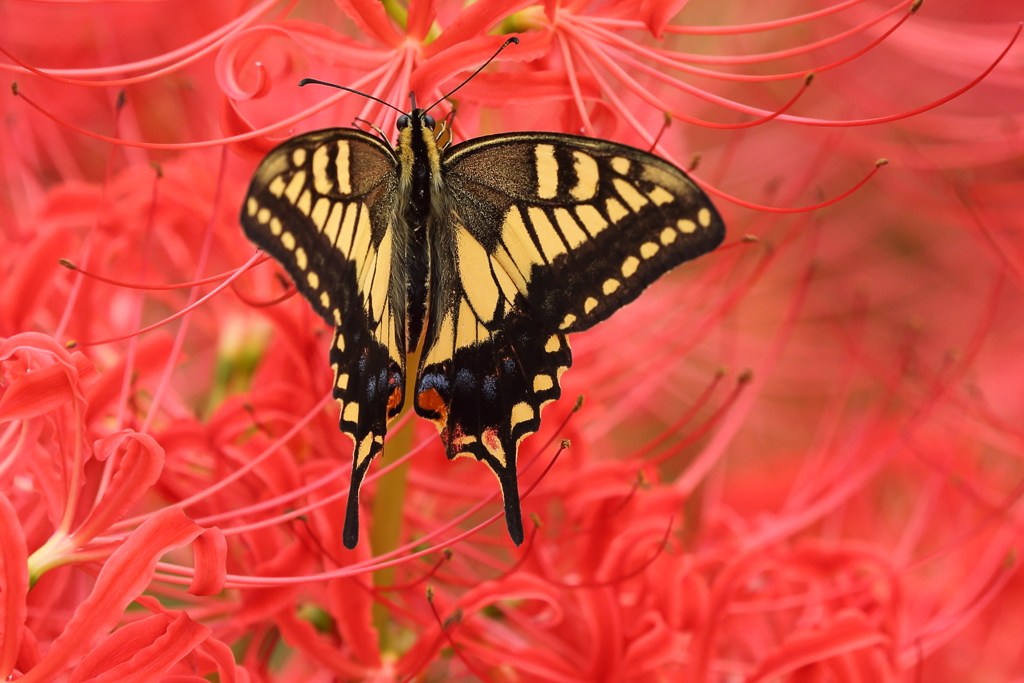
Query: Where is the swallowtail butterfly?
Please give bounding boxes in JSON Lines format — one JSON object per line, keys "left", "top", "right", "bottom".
{"left": 240, "top": 40, "right": 725, "bottom": 548}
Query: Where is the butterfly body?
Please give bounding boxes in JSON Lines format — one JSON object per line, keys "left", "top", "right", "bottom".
{"left": 242, "top": 108, "right": 725, "bottom": 549}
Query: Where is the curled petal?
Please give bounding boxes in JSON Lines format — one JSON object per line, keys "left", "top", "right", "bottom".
{"left": 0, "top": 363, "right": 75, "bottom": 423}
{"left": 73, "top": 613, "right": 209, "bottom": 683}
{"left": 70, "top": 431, "right": 165, "bottom": 547}
{"left": 188, "top": 527, "right": 227, "bottom": 596}
{"left": 0, "top": 493, "right": 28, "bottom": 680}
{"left": 18, "top": 507, "right": 208, "bottom": 683}
{"left": 406, "top": 0, "right": 438, "bottom": 41}
{"left": 219, "top": 96, "right": 283, "bottom": 162}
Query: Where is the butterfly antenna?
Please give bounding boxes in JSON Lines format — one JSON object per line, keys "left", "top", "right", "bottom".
{"left": 424, "top": 36, "right": 519, "bottom": 113}
{"left": 298, "top": 78, "right": 406, "bottom": 115}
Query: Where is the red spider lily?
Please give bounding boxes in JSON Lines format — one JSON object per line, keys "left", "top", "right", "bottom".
{"left": 2, "top": 0, "right": 1024, "bottom": 680}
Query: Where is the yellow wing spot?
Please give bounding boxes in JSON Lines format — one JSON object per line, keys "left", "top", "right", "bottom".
{"left": 281, "top": 232, "right": 296, "bottom": 250}
{"left": 576, "top": 205, "right": 608, "bottom": 237}
{"left": 490, "top": 254, "right": 521, "bottom": 301}
{"left": 336, "top": 373, "right": 349, "bottom": 390}
{"left": 511, "top": 402, "right": 535, "bottom": 428}
{"left": 611, "top": 157, "right": 631, "bottom": 175}
{"left": 307, "top": 271, "right": 320, "bottom": 289}
{"left": 333, "top": 309, "right": 342, "bottom": 326}
{"left": 553, "top": 208, "right": 588, "bottom": 249}
{"left": 613, "top": 178, "right": 649, "bottom": 212}
{"left": 544, "top": 336, "right": 560, "bottom": 353}
{"left": 295, "top": 247, "right": 308, "bottom": 270}
{"left": 337, "top": 203, "right": 359, "bottom": 255}
{"left": 311, "top": 197, "right": 331, "bottom": 231}
{"left": 312, "top": 145, "right": 332, "bottom": 194}
{"left": 455, "top": 297, "right": 489, "bottom": 349}
{"left": 324, "top": 202, "right": 343, "bottom": 244}
{"left": 647, "top": 185, "right": 674, "bottom": 206}
{"left": 291, "top": 148, "right": 307, "bottom": 167}
{"left": 320, "top": 291, "right": 331, "bottom": 308}
{"left": 698, "top": 208, "right": 712, "bottom": 227}
{"left": 570, "top": 151, "right": 599, "bottom": 201}
{"left": 350, "top": 210, "right": 374, "bottom": 287}
{"left": 297, "top": 189, "right": 312, "bottom": 216}
{"left": 499, "top": 206, "right": 545, "bottom": 279}
{"left": 423, "top": 313, "right": 454, "bottom": 367}
{"left": 357, "top": 434, "right": 374, "bottom": 464}
{"left": 336, "top": 140, "right": 352, "bottom": 194}
{"left": 256, "top": 207, "right": 271, "bottom": 224}
{"left": 533, "top": 374, "right": 554, "bottom": 392}
{"left": 559, "top": 314, "right": 576, "bottom": 330}
{"left": 370, "top": 231, "right": 393, "bottom": 322}
{"left": 535, "top": 144, "right": 558, "bottom": 199}
{"left": 270, "top": 217, "right": 283, "bottom": 236}
{"left": 557, "top": 365, "right": 569, "bottom": 381}
{"left": 602, "top": 278, "right": 620, "bottom": 295}
{"left": 457, "top": 226, "right": 500, "bottom": 323}
{"left": 606, "top": 198, "right": 629, "bottom": 224}
{"left": 246, "top": 197, "right": 258, "bottom": 217}
{"left": 584, "top": 297, "right": 598, "bottom": 313}
{"left": 336, "top": 334, "right": 345, "bottom": 351}
{"left": 528, "top": 207, "right": 567, "bottom": 262}
{"left": 343, "top": 401, "right": 359, "bottom": 423}
{"left": 640, "top": 242, "right": 659, "bottom": 259}
{"left": 268, "top": 175, "right": 286, "bottom": 198}
{"left": 284, "top": 171, "right": 306, "bottom": 204}
{"left": 677, "top": 218, "right": 697, "bottom": 234}
{"left": 622, "top": 255, "right": 640, "bottom": 277}
{"left": 660, "top": 227, "right": 678, "bottom": 245}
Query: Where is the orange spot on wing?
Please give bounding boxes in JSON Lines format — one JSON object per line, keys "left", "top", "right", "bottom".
{"left": 416, "top": 388, "right": 448, "bottom": 424}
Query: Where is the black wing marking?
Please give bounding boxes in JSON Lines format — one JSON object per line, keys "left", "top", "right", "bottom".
{"left": 240, "top": 128, "right": 406, "bottom": 549}
{"left": 414, "top": 214, "right": 571, "bottom": 545}
{"left": 441, "top": 132, "right": 725, "bottom": 334}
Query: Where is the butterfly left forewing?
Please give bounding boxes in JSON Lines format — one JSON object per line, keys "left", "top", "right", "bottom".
{"left": 241, "top": 128, "right": 406, "bottom": 548}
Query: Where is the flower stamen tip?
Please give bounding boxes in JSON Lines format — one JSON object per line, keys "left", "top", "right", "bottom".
{"left": 58, "top": 258, "right": 77, "bottom": 270}
{"left": 876, "top": 158, "right": 889, "bottom": 167}
{"left": 116, "top": 90, "right": 127, "bottom": 110}
{"left": 804, "top": 72, "right": 816, "bottom": 86}
{"left": 560, "top": 439, "right": 571, "bottom": 450}
{"left": 65, "top": 339, "right": 78, "bottom": 349}
{"left": 573, "top": 395, "right": 584, "bottom": 411}
{"left": 738, "top": 369, "right": 754, "bottom": 384}
{"left": 10, "top": 81, "right": 19, "bottom": 96}
{"left": 911, "top": 0, "right": 924, "bottom": 13}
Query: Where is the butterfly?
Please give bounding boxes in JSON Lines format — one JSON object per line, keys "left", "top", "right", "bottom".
{"left": 240, "top": 48, "right": 725, "bottom": 549}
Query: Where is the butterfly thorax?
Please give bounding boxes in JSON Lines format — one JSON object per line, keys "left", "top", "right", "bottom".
{"left": 397, "top": 110, "right": 442, "bottom": 354}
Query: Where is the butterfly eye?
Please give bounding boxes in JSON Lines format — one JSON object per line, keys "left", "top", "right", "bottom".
{"left": 396, "top": 114, "right": 410, "bottom": 130}
{"left": 423, "top": 114, "right": 436, "bottom": 130}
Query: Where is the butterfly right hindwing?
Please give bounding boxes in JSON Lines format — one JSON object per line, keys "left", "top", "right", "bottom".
{"left": 241, "top": 128, "right": 407, "bottom": 548}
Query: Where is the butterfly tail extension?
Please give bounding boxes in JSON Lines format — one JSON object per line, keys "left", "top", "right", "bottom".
{"left": 415, "top": 298, "right": 571, "bottom": 544}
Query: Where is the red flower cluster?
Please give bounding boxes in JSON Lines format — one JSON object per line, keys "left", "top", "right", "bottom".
{"left": 2, "top": 0, "right": 1023, "bottom": 680}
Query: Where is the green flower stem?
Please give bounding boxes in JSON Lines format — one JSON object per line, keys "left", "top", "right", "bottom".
{"left": 370, "top": 352, "right": 419, "bottom": 650}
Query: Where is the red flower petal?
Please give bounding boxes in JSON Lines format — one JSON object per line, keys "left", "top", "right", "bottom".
{"left": 406, "top": 0, "right": 438, "bottom": 41}
{"left": 68, "top": 614, "right": 172, "bottom": 683}
{"left": 0, "top": 493, "right": 28, "bottom": 680}
{"left": 72, "top": 613, "right": 209, "bottom": 683}
{"left": 18, "top": 507, "right": 208, "bottom": 683}
{"left": 745, "top": 611, "right": 891, "bottom": 683}
{"left": 187, "top": 528, "right": 226, "bottom": 597}
{"left": 0, "top": 362, "right": 75, "bottom": 423}
{"left": 640, "top": 0, "right": 689, "bottom": 39}
{"left": 194, "top": 637, "right": 244, "bottom": 683}
{"left": 333, "top": 0, "right": 402, "bottom": 48}
{"left": 70, "top": 431, "right": 165, "bottom": 547}
{"left": 423, "top": 0, "right": 531, "bottom": 57}
{"left": 275, "top": 608, "right": 368, "bottom": 680}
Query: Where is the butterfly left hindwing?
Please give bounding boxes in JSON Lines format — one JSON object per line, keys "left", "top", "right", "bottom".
{"left": 241, "top": 129, "right": 407, "bottom": 548}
